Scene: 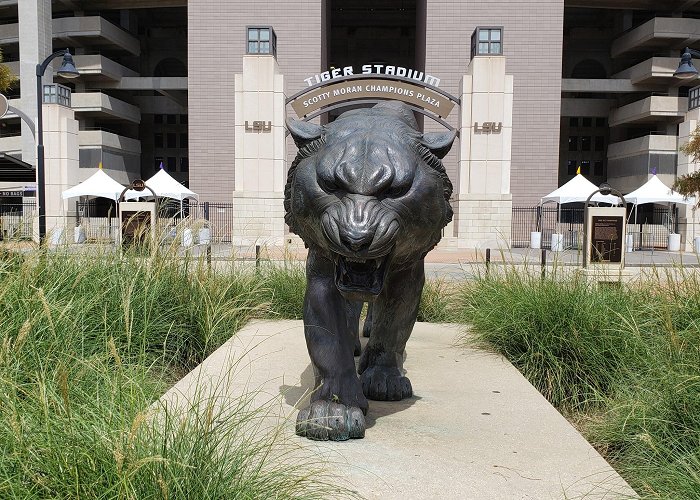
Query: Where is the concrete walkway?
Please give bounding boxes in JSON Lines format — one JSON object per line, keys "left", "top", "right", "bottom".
{"left": 191, "top": 243, "right": 700, "bottom": 267}
{"left": 160, "top": 320, "right": 636, "bottom": 499}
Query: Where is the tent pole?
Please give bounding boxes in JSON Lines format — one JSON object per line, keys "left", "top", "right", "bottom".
{"left": 693, "top": 207, "right": 697, "bottom": 250}
{"left": 635, "top": 204, "right": 638, "bottom": 250}
{"left": 558, "top": 203, "right": 561, "bottom": 237}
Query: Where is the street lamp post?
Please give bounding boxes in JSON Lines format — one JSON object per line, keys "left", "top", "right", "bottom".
{"left": 35, "top": 48, "right": 79, "bottom": 243}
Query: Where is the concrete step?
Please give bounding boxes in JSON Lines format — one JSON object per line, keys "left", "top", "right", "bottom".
{"left": 160, "top": 320, "right": 636, "bottom": 499}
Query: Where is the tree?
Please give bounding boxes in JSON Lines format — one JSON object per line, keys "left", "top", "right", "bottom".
{"left": 0, "top": 48, "right": 16, "bottom": 93}
{"left": 676, "top": 127, "right": 700, "bottom": 208}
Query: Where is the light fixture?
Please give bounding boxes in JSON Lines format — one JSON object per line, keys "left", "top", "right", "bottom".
{"left": 674, "top": 47, "right": 700, "bottom": 79}
{"left": 56, "top": 50, "right": 79, "bottom": 79}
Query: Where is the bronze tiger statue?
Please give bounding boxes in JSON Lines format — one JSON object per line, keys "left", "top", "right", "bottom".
{"left": 285, "top": 101, "right": 456, "bottom": 441}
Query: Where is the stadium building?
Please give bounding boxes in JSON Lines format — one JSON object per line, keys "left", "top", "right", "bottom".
{"left": 1, "top": 1, "right": 700, "bottom": 247}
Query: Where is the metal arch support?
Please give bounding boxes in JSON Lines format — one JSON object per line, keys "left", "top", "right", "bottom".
{"left": 299, "top": 99, "right": 458, "bottom": 134}
{"left": 286, "top": 73, "right": 461, "bottom": 105}
{"left": 119, "top": 184, "right": 158, "bottom": 204}
{"left": 7, "top": 105, "right": 36, "bottom": 138}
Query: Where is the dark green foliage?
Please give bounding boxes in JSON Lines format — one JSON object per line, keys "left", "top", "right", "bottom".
{"left": 672, "top": 169, "right": 700, "bottom": 209}
{"left": 0, "top": 49, "right": 16, "bottom": 93}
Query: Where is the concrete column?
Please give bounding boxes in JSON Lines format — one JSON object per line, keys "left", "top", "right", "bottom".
{"left": 455, "top": 56, "right": 514, "bottom": 249}
{"left": 18, "top": 0, "right": 53, "bottom": 165}
{"left": 42, "top": 103, "right": 79, "bottom": 242}
{"left": 232, "top": 55, "right": 286, "bottom": 245}
{"left": 678, "top": 108, "right": 700, "bottom": 252}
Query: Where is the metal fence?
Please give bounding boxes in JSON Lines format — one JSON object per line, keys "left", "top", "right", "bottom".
{"left": 0, "top": 199, "right": 684, "bottom": 250}
{"left": 76, "top": 200, "right": 236, "bottom": 243}
{"left": 512, "top": 206, "right": 584, "bottom": 249}
{"left": 76, "top": 200, "right": 119, "bottom": 242}
{"left": 512, "top": 205, "right": 679, "bottom": 250}
{"left": 0, "top": 202, "right": 36, "bottom": 240}
{"left": 190, "top": 202, "right": 235, "bottom": 242}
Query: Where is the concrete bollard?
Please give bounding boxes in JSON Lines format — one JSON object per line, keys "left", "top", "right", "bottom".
{"left": 182, "top": 228, "right": 194, "bottom": 247}
{"left": 551, "top": 233, "right": 564, "bottom": 252}
{"left": 74, "top": 225, "right": 86, "bottom": 244}
{"left": 668, "top": 233, "right": 681, "bottom": 252}
{"left": 199, "top": 227, "right": 211, "bottom": 245}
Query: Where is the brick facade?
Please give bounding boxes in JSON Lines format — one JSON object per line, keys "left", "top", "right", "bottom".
{"left": 188, "top": 1, "right": 322, "bottom": 202}
{"left": 188, "top": 0, "right": 563, "bottom": 205}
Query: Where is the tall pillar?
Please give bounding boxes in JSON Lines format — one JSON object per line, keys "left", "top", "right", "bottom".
{"left": 232, "top": 55, "right": 286, "bottom": 245}
{"left": 43, "top": 102, "right": 79, "bottom": 241}
{"left": 678, "top": 108, "right": 700, "bottom": 252}
{"left": 18, "top": 0, "right": 52, "bottom": 165}
{"left": 455, "top": 56, "right": 514, "bottom": 249}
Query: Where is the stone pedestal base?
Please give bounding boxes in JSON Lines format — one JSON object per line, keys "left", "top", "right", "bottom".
{"left": 454, "top": 194, "right": 512, "bottom": 249}
{"left": 579, "top": 266, "right": 635, "bottom": 285}
{"left": 679, "top": 207, "right": 700, "bottom": 252}
{"left": 232, "top": 191, "right": 286, "bottom": 246}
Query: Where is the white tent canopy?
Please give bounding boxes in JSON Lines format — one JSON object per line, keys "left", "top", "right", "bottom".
{"left": 541, "top": 173, "right": 621, "bottom": 205}
{"left": 624, "top": 175, "right": 696, "bottom": 206}
{"left": 61, "top": 169, "right": 125, "bottom": 201}
{"left": 124, "top": 168, "right": 198, "bottom": 202}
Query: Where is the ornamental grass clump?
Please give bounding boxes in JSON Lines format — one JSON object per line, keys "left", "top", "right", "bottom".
{"left": 457, "top": 267, "right": 700, "bottom": 499}
{"left": 585, "top": 271, "right": 700, "bottom": 498}
{"left": 0, "top": 247, "right": 345, "bottom": 498}
{"left": 589, "top": 363, "right": 700, "bottom": 498}
{"left": 417, "top": 278, "right": 459, "bottom": 323}
{"left": 456, "top": 269, "right": 649, "bottom": 410}
{"left": 257, "top": 261, "right": 307, "bottom": 320}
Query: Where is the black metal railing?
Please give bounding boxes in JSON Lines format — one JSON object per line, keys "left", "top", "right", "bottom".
{"left": 190, "top": 202, "right": 234, "bottom": 242}
{"left": 627, "top": 206, "right": 679, "bottom": 250}
{"left": 512, "top": 206, "right": 584, "bottom": 249}
{"left": 76, "top": 200, "right": 236, "bottom": 243}
{"left": 0, "top": 202, "right": 36, "bottom": 240}
{"left": 77, "top": 200, "right": 119, "bottom": 241}
{"left": 512, "top": 205, "right": 679, "bottom": 250}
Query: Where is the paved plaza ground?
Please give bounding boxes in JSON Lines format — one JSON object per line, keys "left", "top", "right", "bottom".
{"left": 161, "top": 320, "right": 637, "bottom": 499}
{"left": 3, "top": 240, "right": 665, "bottom": 497}
{"left": 191, "top": 243, "right": 700, "bottom": 280}
{"left": 5, "top": 240, "right": 699, "bottom": 282}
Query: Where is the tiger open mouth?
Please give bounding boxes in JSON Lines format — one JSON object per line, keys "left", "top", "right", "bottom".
{"left": 334, "top": 254, "right": 391, "bottom": 298}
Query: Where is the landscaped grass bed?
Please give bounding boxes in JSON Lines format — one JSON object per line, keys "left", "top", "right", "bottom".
{"left": 0, "top": 248, "right": 343, "bottom": 499}
{"left": 252, "top": 257, "right": 700, "bottom": 498}
{"left": 3, "top": 244, "right": 697, "bottom": 498}
{"left": 453, "top": 267, "right": 700, "bottom": 500}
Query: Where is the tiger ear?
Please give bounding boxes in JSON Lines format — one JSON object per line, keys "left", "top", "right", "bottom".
{"left": 420, "top": 130, "right": 457, "bottom": 159}
{"left": 287, "top": 119, "right": 324, "bottom": 148}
